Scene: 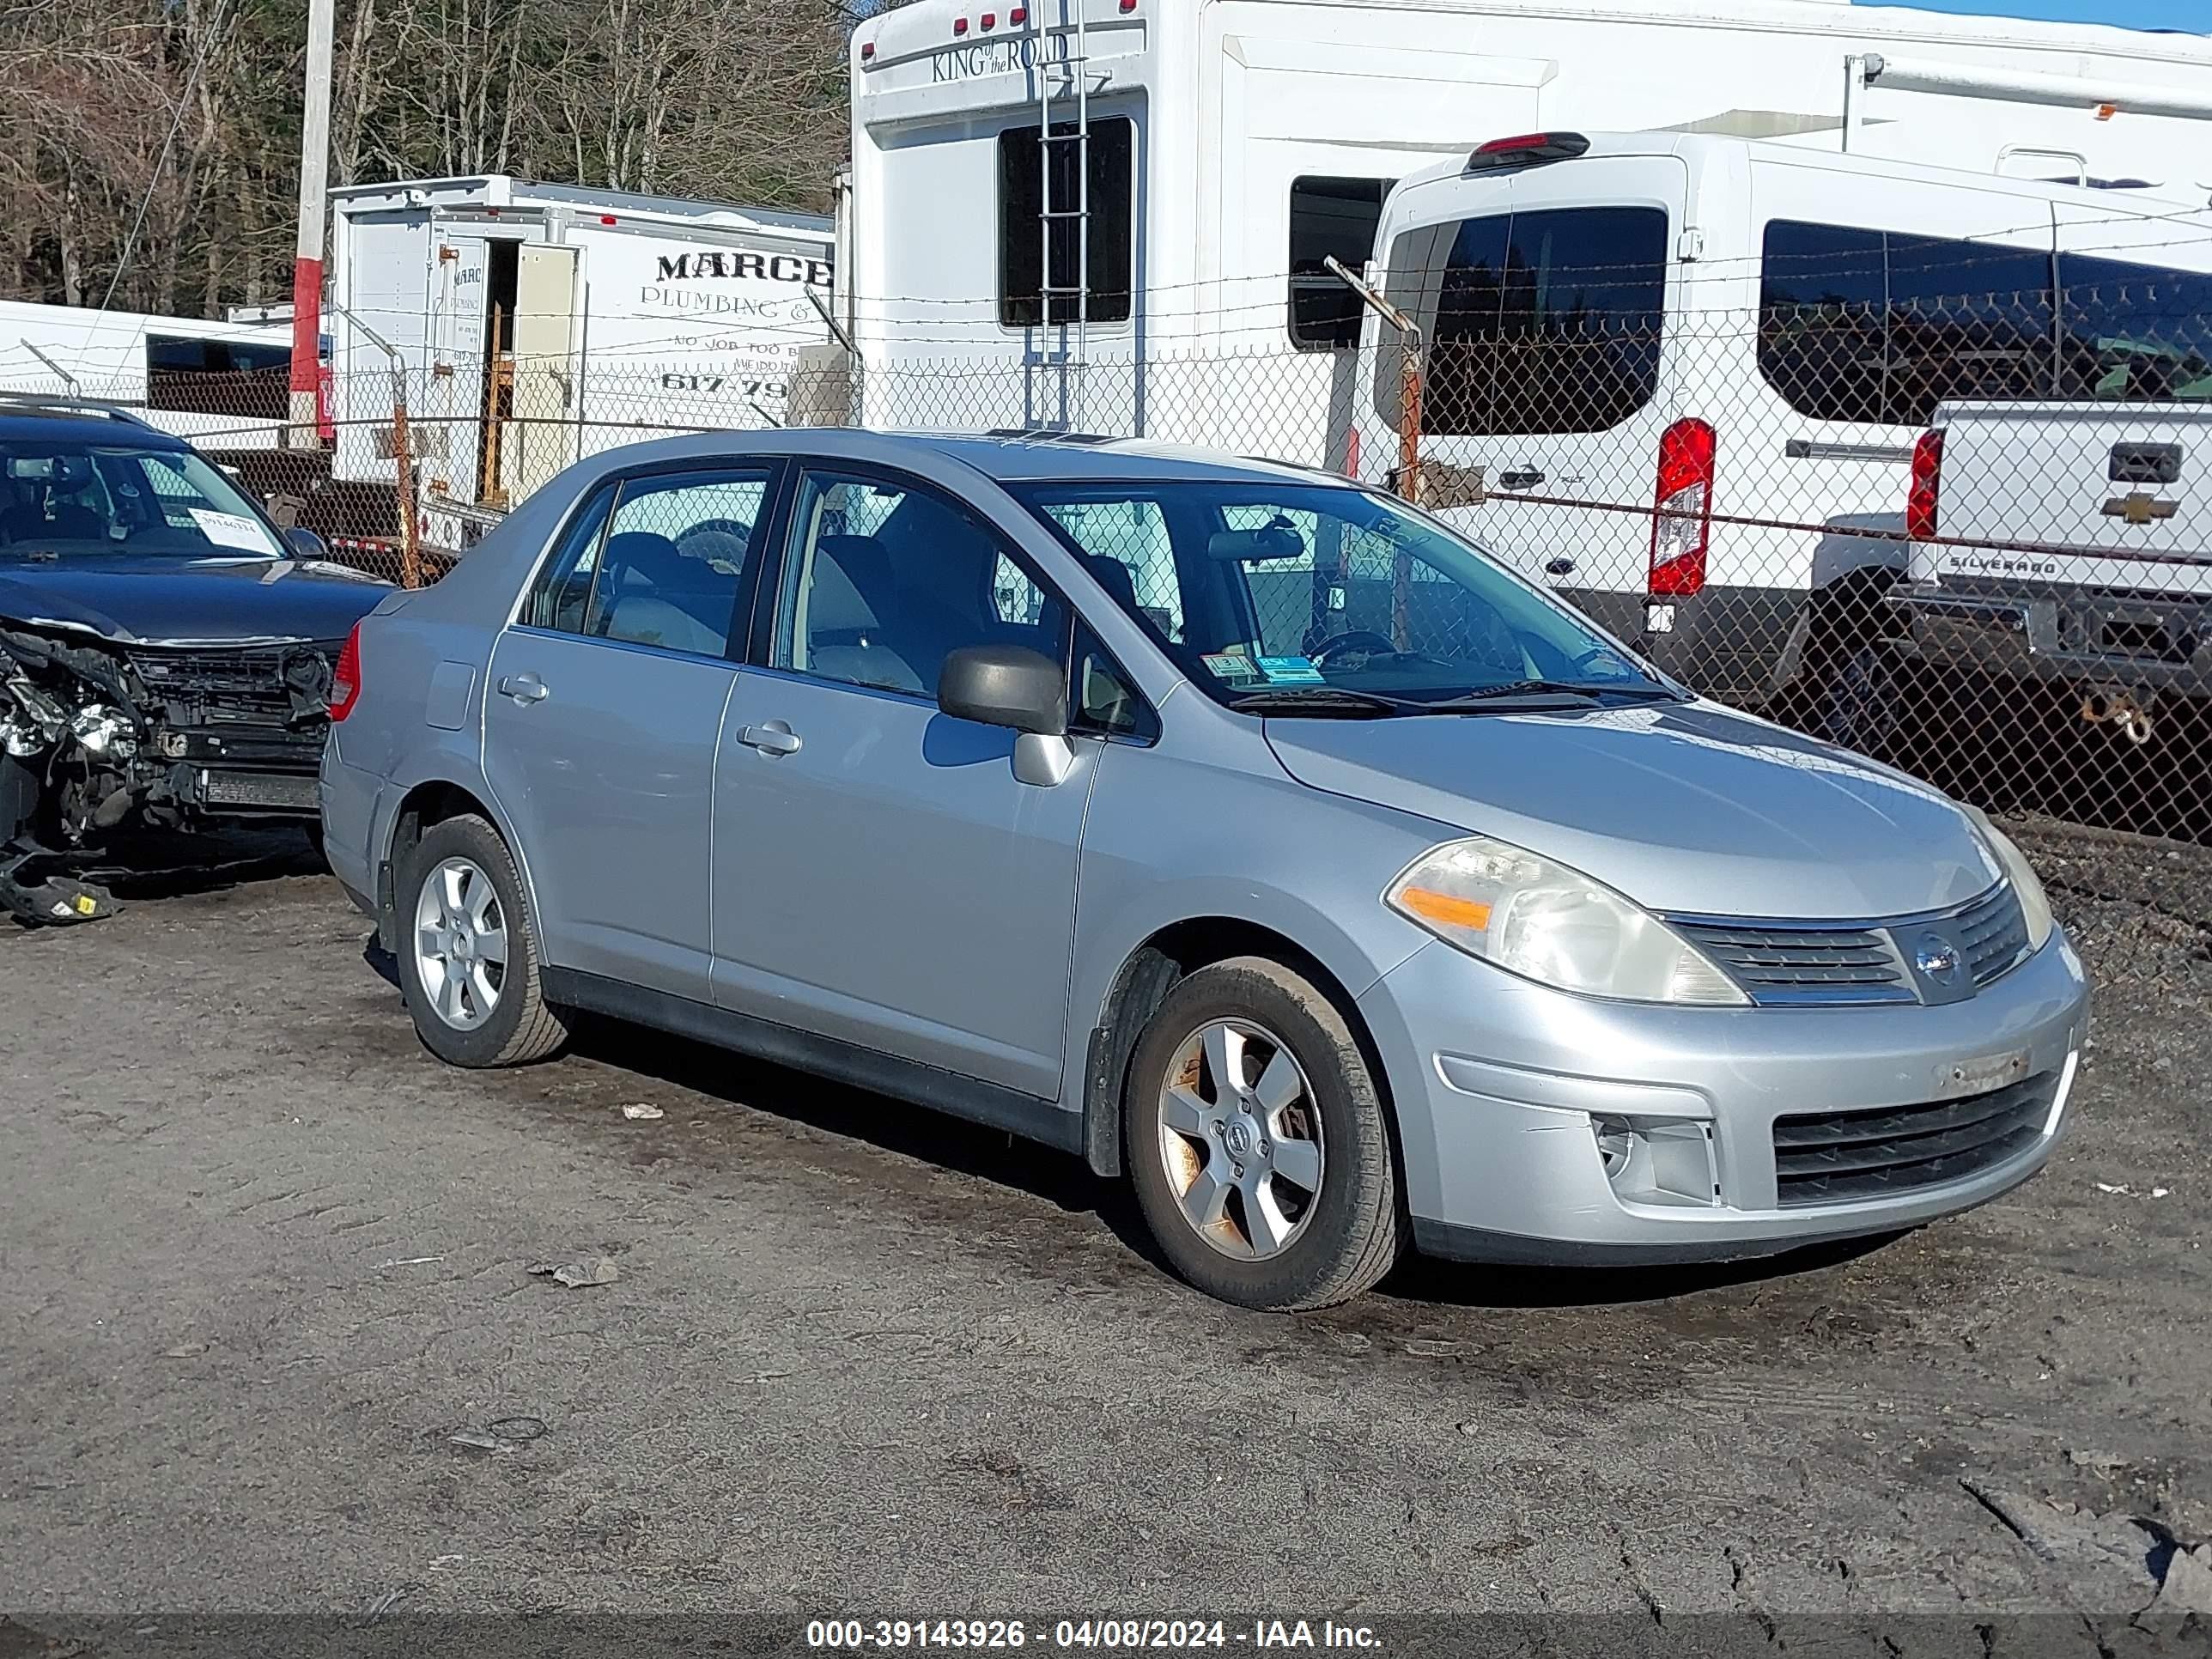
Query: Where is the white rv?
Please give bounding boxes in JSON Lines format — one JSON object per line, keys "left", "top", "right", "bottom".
{"left": 328, "top": 177, "right": 835, "bottom": 538}
{"left": 0, "top": 299, "right": 294, "bottom": 449}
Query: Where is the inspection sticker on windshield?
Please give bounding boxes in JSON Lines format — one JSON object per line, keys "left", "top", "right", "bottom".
{"left": 1202, "top": 653, "right": 1261, "bottom": 686}
{"left": 1255, "top": 655, "right": 1326, "bottom": 684}
{"left": 189, "top": 508, "right": 280, "bottom": 555}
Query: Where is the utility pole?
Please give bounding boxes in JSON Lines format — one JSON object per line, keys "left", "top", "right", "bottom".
{"left": 289, "top": 0, "right": 336, "bottom": 448}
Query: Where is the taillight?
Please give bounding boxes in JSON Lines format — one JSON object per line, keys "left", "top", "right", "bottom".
{"left": 1649, "top": 417, "right": 1716, "bottom": 598}
{"left": 330, "top": 623, "right": 362, "bottom": 721}
{"left": 1908, "top": 428, "right": 1945, "bottom": 540}
{"left": 1344, "top": 425, "right": 1362, "bottom": 479}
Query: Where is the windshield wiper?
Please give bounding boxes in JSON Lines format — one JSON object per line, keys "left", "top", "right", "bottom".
{"left": 1225, "top": 687, "right": 1417, "bottom": 718}
{"left": 1428, "top": 678, "right": 1682, "bottom": 708}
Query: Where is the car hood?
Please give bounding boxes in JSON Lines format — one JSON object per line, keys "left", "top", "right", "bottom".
{"left": 0, "top": 556, "right": 391, "bottom": 646}
{"left": 1264, "top": 700, "right": 2002, "bottom": 921}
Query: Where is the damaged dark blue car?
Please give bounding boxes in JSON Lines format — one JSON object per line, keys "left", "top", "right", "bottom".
{"left": 0, "top": 396, "right": 390, "bottom": 923}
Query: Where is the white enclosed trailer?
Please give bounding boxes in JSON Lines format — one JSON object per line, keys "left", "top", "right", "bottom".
{"left": 0, "top": 298, "right": 293, "bottom": 449}
{"left": 845, "top": 0, "right": 2212, "bottom": 460}
{"left": 328, "top": 176, "right": 834, "bottom": 536}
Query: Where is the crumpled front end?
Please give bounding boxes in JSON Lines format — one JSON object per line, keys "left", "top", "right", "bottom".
{"left": 1, "top": 622, "right": 342, "bottom": 921}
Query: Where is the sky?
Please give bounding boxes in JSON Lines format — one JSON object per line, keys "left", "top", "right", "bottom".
{"left": 1867, "top": 0, "right": 2203, "bottom": 27}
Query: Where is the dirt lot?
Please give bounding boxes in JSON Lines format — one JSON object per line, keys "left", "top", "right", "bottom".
{"left": 1, "top": 820, "right": 2208, "bottom": 1633}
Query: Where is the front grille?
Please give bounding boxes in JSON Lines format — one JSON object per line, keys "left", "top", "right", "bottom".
{"left": 1672, "top": 881, "right": 2031, "bottom": 1006}
{"left": 1956, "top": 883, "right": 2031, "bottom": 988}
{"left": 1771, "top": 1073, "right": 2057, "bottom": 1207}
{"left": 1671, "top": 921, "right": 1912, "bottom": 1006}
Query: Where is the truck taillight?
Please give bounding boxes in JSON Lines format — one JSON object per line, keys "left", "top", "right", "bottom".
{"left": 1649, "top": 417, "right": 1716, "bottom": 598}
{"left": 330, "top": 623, "right": 362, "bottom": 721}
{"left": 1908, "top": 428, "right": 1945, "bottom": 540}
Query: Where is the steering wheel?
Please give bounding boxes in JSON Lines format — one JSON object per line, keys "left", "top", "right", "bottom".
{"left": 1310, "top": 629, "right": 1399, "bottom": 666}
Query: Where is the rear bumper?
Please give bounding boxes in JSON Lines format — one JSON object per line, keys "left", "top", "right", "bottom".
{"left": 1358, "top": 929, "right": 2090, "bottom": 1267}
{"left": 316, "top": 740, "right": 380, "bottom": 915}
{"left": 1890, "top": 580, "right": 2212, "bottom": 696}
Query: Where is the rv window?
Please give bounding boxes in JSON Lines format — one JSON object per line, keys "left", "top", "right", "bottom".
{"left": 1758, "top": 221, "right": 2057, "bottom": 425}
{"left": 999, "top": 117, "right": 1136, "bottom": 327}
{"left": 1288, "top": 176, "right": 1393, "bottom": 350}
{"left": 145, "top": 335, "right": 291, "bottom": 422}
{"left": 2056, "top": 253, "right": 2212, "bottom": 402}
{"left": 1418, "top": 206, "right": 1668, "bottom": 437}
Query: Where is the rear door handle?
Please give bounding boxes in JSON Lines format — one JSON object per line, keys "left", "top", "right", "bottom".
{"left": 498, "top": 673, "right": 549, "bottom": 704}
{"left": 737, "top": 720, "right": 803, "bottom": 757}
{"left": 1499, "top": 469, "right": 1546, "bottom": 490}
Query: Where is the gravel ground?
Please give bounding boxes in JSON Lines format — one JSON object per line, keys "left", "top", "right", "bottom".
{"left": 1, "top": 820, "right": 2207, "bottom": 1632}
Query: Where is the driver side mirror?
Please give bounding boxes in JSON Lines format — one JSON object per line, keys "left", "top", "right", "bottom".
{"left": 285, "top": 526, "right": 330, "bottom": 562}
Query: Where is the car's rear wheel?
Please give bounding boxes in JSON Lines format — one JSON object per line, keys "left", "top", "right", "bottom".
{"left": 397, "top": 813, "right": 568, "bottom": 1067}
{"left": 1123, "top": 957, "right": 1401, "bottom": 1310}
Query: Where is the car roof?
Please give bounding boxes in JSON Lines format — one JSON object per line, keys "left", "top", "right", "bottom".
{"left": 571, "top": 427, "right": 1346, "bottom": 489}
{"left": 0, "top": 398, "right": 185, "bottom": 447}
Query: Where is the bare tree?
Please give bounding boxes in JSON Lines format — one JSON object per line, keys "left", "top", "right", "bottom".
{"left": 1, "top": 0, "right": 852, "bottom": 310}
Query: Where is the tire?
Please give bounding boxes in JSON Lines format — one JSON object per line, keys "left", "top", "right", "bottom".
{"left": 395, "top": 812, "right": 569, "bottom": 1067}
{"left": 1822, "top": 641, "right": 1910, "bottom": 760}
{"left": 1123, "top": 956, "right": 1402, "bottom": 1311}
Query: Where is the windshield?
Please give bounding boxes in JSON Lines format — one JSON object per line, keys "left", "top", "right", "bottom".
{"left": 0, "top": 439, "right": 285, "bottom": 560}
{"left": 1012, "top": 479, "right": 1671, "bottom": 709}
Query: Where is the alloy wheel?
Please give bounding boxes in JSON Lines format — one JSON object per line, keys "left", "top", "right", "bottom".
{"left": 412, "top": 855, "right": 508, "bottom": 1031}
{"left": 1155, "top": 1018, "right": 1326, "bottom": 1261}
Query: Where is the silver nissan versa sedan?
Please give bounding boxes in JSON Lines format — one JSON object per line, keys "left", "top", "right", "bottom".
{"left": 319, "top": 429, "right": 2089, "bottom": 1310}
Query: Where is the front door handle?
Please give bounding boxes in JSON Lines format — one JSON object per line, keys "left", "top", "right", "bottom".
{"left": 498, "top": 673, "right": 549, "bottom": 705}
{"left": 1499, "top": 468, "right": 1546, "bottom": 490}
{"left": 737, "top": 720, "right": 803, "bottom": 757}
{"left": 1544, "top": 557, "right": 1576, "bottom": 578}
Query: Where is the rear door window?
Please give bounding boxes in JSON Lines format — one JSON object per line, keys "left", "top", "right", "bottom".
{"left": 1492, "top": 205, "right": 1668, "bottom": 434}
{"left": 1425, "top": 213, "right": 1511, "bottom": 436}
{"left": 1414, "top": 206, "right": 1668, "bottom": 436}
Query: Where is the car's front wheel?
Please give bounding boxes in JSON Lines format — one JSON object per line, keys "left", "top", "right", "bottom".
{"left": 396, "top": 812, "right": 569, "bottom": 1067}
{"left": 1124, "top": 957, "right": 1402, "bottom": 1310}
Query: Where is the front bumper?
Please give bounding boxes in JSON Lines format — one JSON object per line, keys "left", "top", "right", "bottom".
{"left": 1890, "top": 580, "right": 2212, "bottom": 698}
{"left": 1358, "top": 929, "right": 2090, "bottom": 1267}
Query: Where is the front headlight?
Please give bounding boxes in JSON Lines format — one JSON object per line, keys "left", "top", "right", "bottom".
{"left": 1385, "top": 836, "right": 1748, "bottom": 1006}
{"left": 1961, "top": 805, "right": 2056, "bottom": 951}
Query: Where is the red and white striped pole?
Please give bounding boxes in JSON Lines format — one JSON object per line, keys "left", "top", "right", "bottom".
{"left": 289, "top": 0, "right": 335, "bottom": 448}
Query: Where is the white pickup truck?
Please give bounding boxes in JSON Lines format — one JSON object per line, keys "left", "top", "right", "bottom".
{"left": 1869, "top": 399, "right": 2212, "bottom": 749}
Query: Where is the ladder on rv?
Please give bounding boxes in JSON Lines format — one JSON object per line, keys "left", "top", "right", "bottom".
{"left": 1036, "top": 0, "right": 1091, "bottom": 420}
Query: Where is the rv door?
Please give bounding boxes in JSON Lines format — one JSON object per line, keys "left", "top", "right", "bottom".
{"left": 426, "top": 234, "right": 494, "bottom": 501}
{"left": 501, "top": 243, "right": 584, "bottom": 503}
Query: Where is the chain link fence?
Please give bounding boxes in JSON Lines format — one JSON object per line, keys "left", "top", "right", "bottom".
{"left": 6, "top": 277, "right": 2209, "bottom": 978}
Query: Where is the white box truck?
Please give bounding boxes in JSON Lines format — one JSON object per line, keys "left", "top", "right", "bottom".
{"left": 327, "top": 176, "right": 835, "bottom": 544}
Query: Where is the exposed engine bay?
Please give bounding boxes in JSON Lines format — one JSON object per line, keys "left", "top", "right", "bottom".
{"left": 0, "top": 622, "right": 339, "bottom": 924}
